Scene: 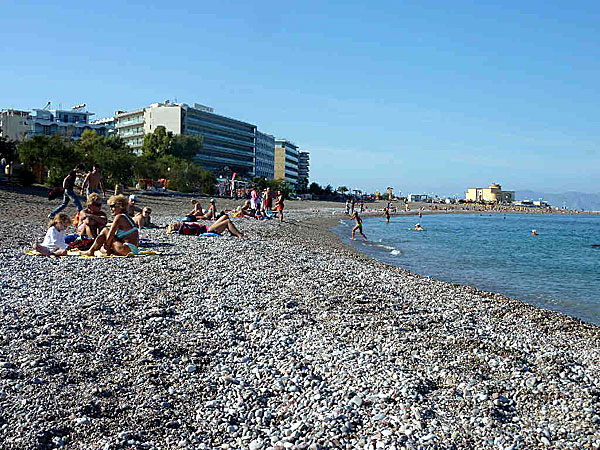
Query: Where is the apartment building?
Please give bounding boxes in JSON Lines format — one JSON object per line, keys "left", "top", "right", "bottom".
{"left": 274, "top": 139, "right": 299, "bottom": 186}
{"left": 297, "top": 151, "right": 310, "bottom": 190}
{"left": 0, "top": 109, "right": 30, "bottom": 141}
{"left": 28, "top": 108, "right": 111, "bottom": 139}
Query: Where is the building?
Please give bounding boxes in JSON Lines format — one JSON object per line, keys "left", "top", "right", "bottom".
{"left": 297, "top": 151, "right": 310, "bottom": 191}
{"left": 465, "top": 183, "right": 515, "bottom": 203}
{"left": 255, "top": 131, "right": 275, "bottom": 179}
{"left": 0, "top": 109, "right": 30, "bottom": 141}
{"left": 274, "top": 139, "right": 299, "bottom": 186}
{"left": 28, "top": 107, "right": 111, "bottom": 139}
{"left": 408, "top": 194, "right": 430, "bottom": 202}
{"left": 116, "top": 101, "right": 257, "bottom": 178}
{"left": 90, "top": 117, "right": 117, "bottom": 136}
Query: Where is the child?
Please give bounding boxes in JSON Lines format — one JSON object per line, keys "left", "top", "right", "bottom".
{"left": 33, "top": 213, "right": 71, "bottom": 256}
{"left": 350, "top": 211, "right": 368, "bottom": 241}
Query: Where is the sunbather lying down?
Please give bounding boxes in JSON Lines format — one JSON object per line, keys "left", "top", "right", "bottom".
{"left": 166, "top": 214, "right": 247, "bottom": 238}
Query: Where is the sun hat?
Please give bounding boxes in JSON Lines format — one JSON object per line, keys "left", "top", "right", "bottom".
{"left": 129, "top": 194, "right": 138, "bottom": 202}
{"left": 210, "top": 198, "right": 216, "bottom": 204}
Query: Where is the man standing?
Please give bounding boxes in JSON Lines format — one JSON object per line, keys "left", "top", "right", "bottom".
{"left": 48, "top": 166, "right": 84, "bottom": 219}
{"left": 82, "top": 165, "right": 105, "bottom": 197}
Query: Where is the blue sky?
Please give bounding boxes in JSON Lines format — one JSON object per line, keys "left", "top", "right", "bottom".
{"left": 2, "top": 0, "right": 599, "bottom": 195}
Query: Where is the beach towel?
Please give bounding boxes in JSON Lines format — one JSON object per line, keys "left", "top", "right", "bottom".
{"left": 200, "top": 232, "right": 222, "bottom": 237}
{"left": 26, "top": 249, "right": 158, "bottom": 258}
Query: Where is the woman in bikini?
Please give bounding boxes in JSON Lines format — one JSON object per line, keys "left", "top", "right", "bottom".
{"left": 82, "top": 195, "right": 140, "bottom": 256}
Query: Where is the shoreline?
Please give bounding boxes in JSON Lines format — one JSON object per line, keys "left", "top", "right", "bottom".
{"left": 1, "top": 185, "right": 599, "bottom": 448}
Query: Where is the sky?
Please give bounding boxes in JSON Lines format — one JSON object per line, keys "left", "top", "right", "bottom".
{"left": 1, "top": 0, "right": 599, "bottom": 196}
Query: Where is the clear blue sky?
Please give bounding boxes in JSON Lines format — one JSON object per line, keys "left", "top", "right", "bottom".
{"left": 2, "top": 0, "right": 599, "bottom": 195}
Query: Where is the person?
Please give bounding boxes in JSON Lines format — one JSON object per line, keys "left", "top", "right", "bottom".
{"left": 531, "top": 229, "right": 539, "bottom": 236}
{"left": 274, "top": 191, "right": 285, "bottom": 223}
{"left": 134, "top": 207, "right": 159, "bottom": 229}
{"left": 167, "top": 214, "right": 247, "bottom": 238}
{"left": 250, "top": 188, "right": 260, "bottom": 212}
{"left": 350, "top": 211, "right": 368, "bottom": 241}
{"left": 384, "top": 207, "right": 391, "bottom": 223}
{"left": 126, "top": 194, "right": 142, "bottom": 217}
{"left": 350, "top": 197, "right": 355, "bottom": 214}
{"left": 413, "top": 223, "right": 425, "bottom": 231}
{"left": 205, "top": 199, "right": 218, "bottom": 220}
{"left": 78, "top": 193, "right": 108, "bottom": 238}
{"left": 48, "top": 167, "right": 84, "bottom": 219}
{"left": 345, "top": 199, "right": 350, "bottom": 215}
{"left": 82, "top": 195, "right": 139, "bottom": 256}
{"left": 241, "top": 200, "right": 255, "bottom": 217}
{"left": 81, "top": 165, "right": 105, "bottom": 197}
{"left": 188, "top": 199, "right": 208, "bottom": 220}
{"left": 418, "top": 208, "right": 423, "bottom": 219}
{"left": 359, "top": 200, "right": 365, "bottom": 213}
{"left": 263, "top": 187, "right": 273, "bottom": 213}
{"left": 33, "top": 213, "right": 71, "bottom": 256}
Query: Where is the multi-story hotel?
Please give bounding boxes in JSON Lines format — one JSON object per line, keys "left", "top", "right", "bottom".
{"left": 116, "top": 102, "right": 257, "bottom": 178}
{"left": 297, "top": 151, "right": 310, "bottom": 190}
{"left": 255, "top": 131, "right": 275, "bottom": 179}
{"left": 274, "top": 139, "right": 299, "bottom": 186}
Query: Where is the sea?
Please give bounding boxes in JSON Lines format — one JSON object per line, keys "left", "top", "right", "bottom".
{"left": 332, "top": 213, "right": 600, "bottom": 326}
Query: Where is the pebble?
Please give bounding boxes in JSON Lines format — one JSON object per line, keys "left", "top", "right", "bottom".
{"left": 0, "top": 191, "right": 598, "bottom": 449}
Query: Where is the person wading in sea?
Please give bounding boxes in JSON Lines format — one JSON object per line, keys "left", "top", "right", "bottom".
{"left": 350, "top": 211, "right": 368, "bottom": 241}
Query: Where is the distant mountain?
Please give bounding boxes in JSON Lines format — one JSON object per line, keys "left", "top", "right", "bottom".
{"left": 516, "top": 190, "right": 600, "bottom": 212}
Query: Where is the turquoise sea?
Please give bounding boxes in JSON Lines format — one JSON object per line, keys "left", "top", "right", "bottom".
{"left": 332, "top": 213, "right": 600, "bottom": 326}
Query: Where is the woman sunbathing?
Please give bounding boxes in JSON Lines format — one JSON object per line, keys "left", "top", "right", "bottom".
{"left": 82, "top": 195, "right": 140, "bottom": 256}
{"left": 188, "top": 199, "right": 208, "bottom": 220}
{"left": 166, "top": 214, "right": 247, "bottom": 238}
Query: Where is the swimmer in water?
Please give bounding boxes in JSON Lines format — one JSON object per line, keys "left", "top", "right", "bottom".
{"left": 531, "top": 229, "right": 539, "bottom": 236}
{"left": 413, "top": 223, "right": 425, "bottom": 231}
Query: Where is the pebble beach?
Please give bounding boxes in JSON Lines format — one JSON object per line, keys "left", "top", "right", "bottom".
{"left": 1, "top": 185, "right": 599, "bottom": 449}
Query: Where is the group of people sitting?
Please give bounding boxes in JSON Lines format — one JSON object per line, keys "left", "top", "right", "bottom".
{"left": 35, "top": 193, "right": 157, "bottom": 257}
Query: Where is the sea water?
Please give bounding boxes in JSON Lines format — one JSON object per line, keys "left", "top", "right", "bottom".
{"left": 332, "top": 213, "right": 600, "bottom": 325}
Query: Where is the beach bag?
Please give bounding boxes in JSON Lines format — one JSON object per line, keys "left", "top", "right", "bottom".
{"left": 67, "top": 236, "right": 93, "bottom": 251}
{"left": 48, "top": 187, "right": 64, "bottom": 200}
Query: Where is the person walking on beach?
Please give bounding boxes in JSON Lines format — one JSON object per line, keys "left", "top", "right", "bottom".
{"left": 345, "top": 199, "right": 350, "bottom": 215}
{"left": 275, "top": 190, "right": 285, "bottom": 223}
{"left": 82, "top": 165, "right": 105, "bottom": 197}
{"left": 48, "top": 166, "right": 84, "bottom": 219}
{"left": 350, "top": 197, "right": 355, "bottom": 214}
{"left": 384, "top": 207, "right": 390, "bottom": 223}
{"left": 350, "top": 211, "right": 368, "bottom": 241}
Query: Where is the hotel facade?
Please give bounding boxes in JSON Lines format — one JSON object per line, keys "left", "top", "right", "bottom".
{"left": 116, "top": 102, "right": 257, "bottom": 178}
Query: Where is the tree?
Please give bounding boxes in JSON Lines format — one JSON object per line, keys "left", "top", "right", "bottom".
{"left": 169, "top": 134, "right": 203, "bottom": 160}
{"left": 337, "top": 186, "right": 349, "bottom": 194}
{"left": 142, "top": 126, "right": 172, "bottom": 158}
{"left": 75, "top": 130, "right": 136, "bottom": 186}
{"left": 0, "top": 136, "right": 18, "bottom": 162}
{"left": 308, "top": 182, "right": 323, "bottom": 197}
{"left": 18, "top": 135, "right": 79, "bottom": 186}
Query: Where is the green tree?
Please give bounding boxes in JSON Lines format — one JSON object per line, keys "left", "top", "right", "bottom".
{"left": 0, "top": 136, "right": 18, "bottom": 162}
{"left": 19, "top": 135, "right": 79, "bottom": 186}
{"left": 169, "top": 134, "right": 203, "bottom": 160}
{"left": 337, "top": 186, "right": 349, "bottom": 194}
{"left": 142, "top": 126, "right": 172, "bottom": 158}
{"left": 75, "top": 130, "right": 135, "bottom": 185}
{"left": 308, "top": 182, "right": 323, "bottom": 197}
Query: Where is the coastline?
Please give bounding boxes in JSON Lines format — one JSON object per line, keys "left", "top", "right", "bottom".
{"left": 1, "top": 185, "right": 599, "bottom": 449}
